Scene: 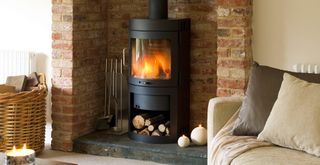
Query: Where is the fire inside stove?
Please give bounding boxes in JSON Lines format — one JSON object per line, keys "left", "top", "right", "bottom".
{"left": 131, "top": 38, "right": 171, "bottom": 80}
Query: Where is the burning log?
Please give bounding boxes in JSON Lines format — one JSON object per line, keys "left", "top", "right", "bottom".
{"left": 132, "top": 114, "right": 153, "bottom": 129}
{"left": 145, "top": 114, "right": 165, "bottom": 126}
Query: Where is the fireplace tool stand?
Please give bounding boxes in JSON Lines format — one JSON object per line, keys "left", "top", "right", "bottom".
{"left": 96, "top": 49, "right": 128, "bottom": 135}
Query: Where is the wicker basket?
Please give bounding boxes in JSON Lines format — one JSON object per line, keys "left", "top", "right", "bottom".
{"left": 0, "top": 73, "right": 47, "bottom": 153}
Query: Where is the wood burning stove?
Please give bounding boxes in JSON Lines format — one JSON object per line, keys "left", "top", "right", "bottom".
{"left": 128, "top": 0, "right": 190, "bottom": 143}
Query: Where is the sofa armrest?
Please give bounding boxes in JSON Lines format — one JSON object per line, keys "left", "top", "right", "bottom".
{"left": 207, "top": 96, "right": 243, "bottom": 143}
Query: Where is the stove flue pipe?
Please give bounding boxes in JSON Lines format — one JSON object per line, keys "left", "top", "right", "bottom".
{"left": 149, "top": 0, "right": 168, "bottom": 19}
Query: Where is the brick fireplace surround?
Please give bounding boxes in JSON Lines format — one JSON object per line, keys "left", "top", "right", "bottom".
{"left": 51, "top": 0, "right": 253, "bottom": 151}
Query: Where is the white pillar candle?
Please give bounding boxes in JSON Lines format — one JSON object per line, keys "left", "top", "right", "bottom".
{"left": 177, "top": 134, "right": 190, "bottom": 148}
{"left": 5, "top": 144, "right": 35, "bottom": 165}
{"left": 307, "top": 64, "right": 312, "bottom": 73}
{"left": 315, "top": 65, "right": 319, "bottom": 74}
{"left": 190, "top": 124, "right": 207, "bottom": 145}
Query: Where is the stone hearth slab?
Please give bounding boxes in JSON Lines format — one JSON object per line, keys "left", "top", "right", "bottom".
{"left": 73, "top": 131, "right": 207, "bottom": 165}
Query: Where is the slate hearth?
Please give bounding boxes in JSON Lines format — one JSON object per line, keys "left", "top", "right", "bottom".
{"left": 73, "top": 131, "right": 206, "bottom": 165}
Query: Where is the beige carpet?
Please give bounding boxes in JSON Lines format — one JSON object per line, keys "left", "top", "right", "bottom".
{"left": 37, "top": 123, "right": 164, "bottom": 165}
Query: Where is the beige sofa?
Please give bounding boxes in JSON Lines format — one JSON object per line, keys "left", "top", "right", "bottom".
{"left": 207, "top": 97, "right": 320, "bottom": 165}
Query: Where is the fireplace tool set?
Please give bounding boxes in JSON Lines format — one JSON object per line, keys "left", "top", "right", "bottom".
{"left": 96, "top": 49, "right": 128, "bottom": 135}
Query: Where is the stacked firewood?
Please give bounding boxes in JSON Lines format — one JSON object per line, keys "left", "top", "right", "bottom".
{"left": 132, "top": 114, "right": 170, "bottom": 136}
{"left": 0, "top": 72, "right": 40, "bottom": 94}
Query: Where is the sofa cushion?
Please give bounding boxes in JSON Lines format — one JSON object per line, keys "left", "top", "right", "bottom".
{"left": 232, "top": 62, "right": 320, "bottom": 136}
{"left": 258, "top": 73, "right": 320, "bottom": 157}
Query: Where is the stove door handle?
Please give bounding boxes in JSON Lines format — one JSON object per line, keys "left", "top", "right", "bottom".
{"left": 139, "top": 81, "right": 151, "bottom": 85}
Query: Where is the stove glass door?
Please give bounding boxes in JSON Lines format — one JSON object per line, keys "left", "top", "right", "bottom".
{"left": 131, "top": 38, "right": 171, "bottom": 80}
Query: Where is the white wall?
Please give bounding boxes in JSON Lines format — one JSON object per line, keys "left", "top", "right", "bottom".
{"left": 0, "top": 0, "right": 52, "bottom": 121}
{"left": 253, "top": 0, "right": 320, "bottom": 70}
{"left": 0, "top": 0, "right": 51, "bottom": 55}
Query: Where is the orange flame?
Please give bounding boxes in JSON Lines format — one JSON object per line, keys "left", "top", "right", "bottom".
{"left": 132, "top": 51, "right": 171, "bottom": 79}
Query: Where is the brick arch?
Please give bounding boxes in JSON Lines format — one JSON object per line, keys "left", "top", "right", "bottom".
{"left": 51, "top": 0, "right": 252, "bottom": 151}
{"left": 107, "top": 0, "right": 219, "bottom": 130}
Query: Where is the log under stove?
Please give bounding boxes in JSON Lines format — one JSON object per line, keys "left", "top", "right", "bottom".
{"left": 128, "top": 0, "right": 190, "bottom": 143}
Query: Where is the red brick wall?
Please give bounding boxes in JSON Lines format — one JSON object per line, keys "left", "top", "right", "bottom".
{"left": 107, "top": 0, "right": 217, "bottom": 129}
{"left": 51, "top": 0, "right": 252, "bottom": 151}
{"left": 51, "top": 0, "right": 73, "bottom": 151}
{"left": 216, "top": 0, "right": 253, "bottom": 96}
{"left": 170, "top": 1, "right": 217, "bottom": 128}
{"left": 107, "top": 0, "right": 147, "bottom": 58}
{"left": 51, "top": 0, "right": 108, "bottom": 151}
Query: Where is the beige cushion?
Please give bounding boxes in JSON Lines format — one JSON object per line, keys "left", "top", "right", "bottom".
{"left": 232, "top": 62, "right": 320, "bottom": 136}
{"left": 258, "top": 73, "right": 320, "bottom": 157}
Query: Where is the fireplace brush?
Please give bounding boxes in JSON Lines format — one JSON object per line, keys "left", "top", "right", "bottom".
{"left": 96, "top": 59, "right": 115, "bottom": 130}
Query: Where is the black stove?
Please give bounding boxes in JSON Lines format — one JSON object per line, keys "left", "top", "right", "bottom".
{"left": 128, "top": 0, "right": 190, "bottom": 143}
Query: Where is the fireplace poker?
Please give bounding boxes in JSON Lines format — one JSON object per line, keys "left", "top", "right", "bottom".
{"left": 108, "top": 59, "right": 115, "bottom": 126}
{"left": 107, "top": 59, "right": 113, "bottom": 122}
{"left": 119, "top": 58, "right": 123, "bottom": 131}
{"left": 96, "top": 58, "right": 115, "bottom": 130}
{"left": 113, "top": 59, "right": 120, "bottom": 131}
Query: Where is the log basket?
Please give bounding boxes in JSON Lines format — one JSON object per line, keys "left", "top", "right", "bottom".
{"left": 0, "top": 73, "right": 47, "bottom": 153}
